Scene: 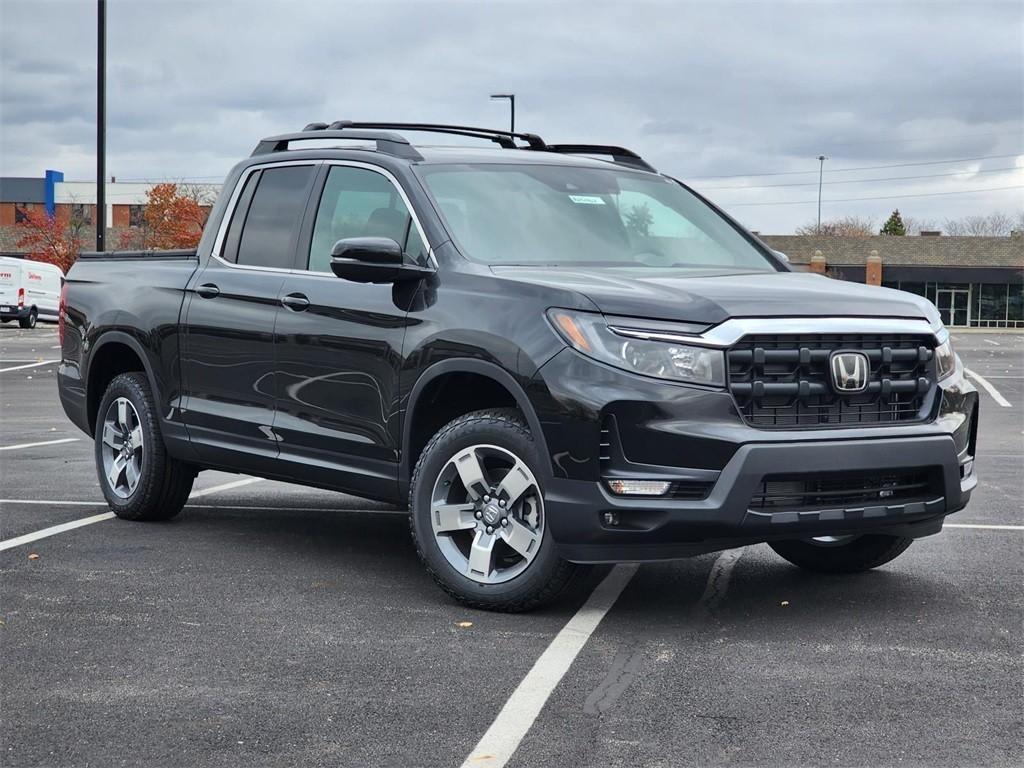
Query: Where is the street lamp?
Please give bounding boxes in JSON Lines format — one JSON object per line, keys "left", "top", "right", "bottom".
{"left": 816, "top": 154, "right": 827, "bottom": 235}
{"left": 97, "top": 0, "right": 107, "bottom": 251}
{"left": 490, "top": 93, "right": 515, "bottom": 134}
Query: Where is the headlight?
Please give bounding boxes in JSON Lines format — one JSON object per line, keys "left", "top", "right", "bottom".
{"left": 547, "top": 309, "right": 725, "bottom": 386}
{"left": 935, "top": 338, "right": 956, "bottom": 381}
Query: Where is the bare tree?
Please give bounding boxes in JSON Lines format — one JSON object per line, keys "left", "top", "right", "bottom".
{"left": 795, "top": 215, "right": 875, "bottom": 237}
{"left": 943, "top": 211, "right": 1016, "bottom": 236}
{"left": 176, "top": 183, "right": 219, "bottom": 208}
{"left": 901, "top": 215, "right": 940, "bottom": 235}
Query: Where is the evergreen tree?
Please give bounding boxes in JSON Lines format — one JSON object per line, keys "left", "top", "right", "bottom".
{"left": 880, "top": 209, "right": 907, "bottom": 236}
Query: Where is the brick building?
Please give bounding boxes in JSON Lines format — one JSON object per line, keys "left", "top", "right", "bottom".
{"left": 0, "top": 173, "right": 218, "bottom": 256}
{"left": 762, "top": 234, "right": 1023, "bottom": 328}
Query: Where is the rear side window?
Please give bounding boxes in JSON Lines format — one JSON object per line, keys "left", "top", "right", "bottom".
{"left": 220, "top": 172, "right": 260, "bottom": 264}
{"left": 232, "top": 165, "right": 315, "bottom": 269}
{"left": 307, "top": 166, "right": 425, "bottom": 272}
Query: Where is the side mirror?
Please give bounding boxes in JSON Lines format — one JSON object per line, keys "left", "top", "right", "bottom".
{"left": 329, "top": 237, "right": 432, "bottom": 283}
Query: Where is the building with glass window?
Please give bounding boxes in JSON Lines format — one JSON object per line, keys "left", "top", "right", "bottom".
{"left": 763, "top": 234, "right": 1024, "bottom": 328}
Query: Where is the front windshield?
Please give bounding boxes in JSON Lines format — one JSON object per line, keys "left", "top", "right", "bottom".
{"left": 418, "top": 163, "right": 778, "bottom": 272}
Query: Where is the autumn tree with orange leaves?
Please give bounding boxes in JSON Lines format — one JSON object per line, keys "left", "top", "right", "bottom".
{"left": 15, "top": 208, "right": 84, "bottom": 274}
{"left": 118, "top": 183, "right": 212, "bottom": 250}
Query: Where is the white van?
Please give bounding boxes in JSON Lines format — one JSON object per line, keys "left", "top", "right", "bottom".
{"left": 0, "top": 257, "right": 64, "bottom": 329}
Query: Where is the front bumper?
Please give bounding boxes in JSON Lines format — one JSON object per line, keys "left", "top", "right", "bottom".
{"left": 530, "top": 348, "right": 978, "bottom": 563}
{"left": 545, "top": 434, "right": 975, "bottom": 562}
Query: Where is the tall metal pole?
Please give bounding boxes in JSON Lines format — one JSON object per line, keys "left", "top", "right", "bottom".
{"left": 490, "top": 93, "right": 515, "bottom": 134}
{"left": 96, "top": 0, "right": 106, "bottom": 251}
{"left": 816, "top": 154, "right": 827, "bottom": 235}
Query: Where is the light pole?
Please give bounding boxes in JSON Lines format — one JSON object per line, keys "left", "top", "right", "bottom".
{"left": 816, "top": 154, "right": 827, "bottom": 235}
{"left": 490, "top": 93, "right": 515, "bottom": 134}
{"left": 96, "top": 0, "right": 106, "bottom": 251}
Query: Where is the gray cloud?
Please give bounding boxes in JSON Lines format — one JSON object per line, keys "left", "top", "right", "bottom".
{"left": 1, "top": 0, "right": 1021, "bottom": 232}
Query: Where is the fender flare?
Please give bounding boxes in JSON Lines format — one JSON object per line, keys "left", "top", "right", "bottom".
{"left": 400, "top": 358, "right": 551, "bottom": 484}
{"left": 85, "top": 330, "right": 162, "bottom": 432}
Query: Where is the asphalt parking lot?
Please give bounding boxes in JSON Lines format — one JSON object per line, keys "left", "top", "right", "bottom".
{"left": 1, "top": 323, "right": 1021, "bottom": 768}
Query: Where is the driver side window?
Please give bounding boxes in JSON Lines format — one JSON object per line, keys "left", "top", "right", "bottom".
{"left": 307, "top": 166, "right": 426, "bottom": 272}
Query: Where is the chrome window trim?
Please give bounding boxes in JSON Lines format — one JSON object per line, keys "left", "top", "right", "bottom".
{"left": 207, "top": 159, "right": 437, "bottom": 275}
{"left": 686, "top": 317, "right": 941, "bottom": 348}
{"left": 321, "top": 160, "right": 437, "bottom": 272}
{"left": 209, "top": 159, "right": 321, "bottom": 271}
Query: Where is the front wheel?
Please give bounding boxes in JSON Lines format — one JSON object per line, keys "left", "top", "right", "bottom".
{"left": 409, "top": 408, "right": 580, "bottom": 612}
{"left": 95, "top": 372, "right": 196, "bottom": 521}
{"left": 769, "top": 534, "right": 913, "bottom": 573}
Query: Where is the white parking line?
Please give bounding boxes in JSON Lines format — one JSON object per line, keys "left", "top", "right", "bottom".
{"left": 0, "top": 499, "right": 104, "bottom": 506}
{"left": 460, "top": 564, "right": 638, "bottom": 768}
{"left": 965, "top": 368, "right": 1012, "bottom": 407}
{"left": 0, "top": 437, "right": 80, "bottom": 452}
{"left": 0, "top": 512, "right": 116, "bottom": 552}
{"left": 0, "top": 498, "right": 406, "bottom": 516}
{"left": 983, "top": 339, "right": 1000, "bottom": 346}
{"left": 188, "top": 477, "right": 262, "bottom": 497}
{"left": 0, "top": 360, "right": 58, "bottom": 373}
{"left": 946, "top": 523, "right": 1024, "bottom": 531}
{"left": 0, "top": 478, "right": 264, "bottom": 552}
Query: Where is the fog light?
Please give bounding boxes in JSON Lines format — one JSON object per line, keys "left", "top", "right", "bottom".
{"left": 606, "top": 479, "right": 671, "bottom": 496}
{"left": 602, "top": 511, "right": 620, "bottom": 526}
{"left": 961, "top": 459, "right": 974, "bottom": 478}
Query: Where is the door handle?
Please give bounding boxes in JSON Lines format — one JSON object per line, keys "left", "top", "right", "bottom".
{"left": 281, "top": 293, "right": 310, "bottom": 311}
{"left": 196, "top": 283, "right": 220, "bottom": 299}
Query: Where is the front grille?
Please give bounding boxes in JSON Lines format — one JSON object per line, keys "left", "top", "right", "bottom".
{"left": 727, "top": 333, "right": 935, "bottom": 428}
{"left": 750, "top": 469, "right": 938, "bottom": 511}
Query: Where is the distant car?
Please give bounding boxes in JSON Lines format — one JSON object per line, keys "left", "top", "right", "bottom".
{"left": 0, "top": 257, "right": 64, "bottom": 328}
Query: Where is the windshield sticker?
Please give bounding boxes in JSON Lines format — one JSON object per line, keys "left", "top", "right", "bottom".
{"left": 568, "top": 194, "right": 606, "bottom": 205}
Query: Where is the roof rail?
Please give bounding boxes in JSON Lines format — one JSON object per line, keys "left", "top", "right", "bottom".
{"left": 539, "top": 144, "right": 657, "bottom": 173}
{"left": 316, "top": 121, "right": 548, "bottom": 150}
{"left": 256, "top": 122, "right": 657, "bottom": 172}
{"left": 251, "top": 129, "right": 423, "bottom": 160}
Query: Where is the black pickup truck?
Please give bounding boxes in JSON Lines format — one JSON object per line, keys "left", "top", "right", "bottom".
{"left": 58, "top": 122, "right": 979, "bottom": 611}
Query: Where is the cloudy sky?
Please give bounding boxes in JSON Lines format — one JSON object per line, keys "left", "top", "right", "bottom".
{"left": 1, "top": 0, "right": 1021, "bottom": 233}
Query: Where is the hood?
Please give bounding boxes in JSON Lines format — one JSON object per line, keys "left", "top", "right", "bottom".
{"left": 489, "top": 266, "right": 941, "bottom": 328}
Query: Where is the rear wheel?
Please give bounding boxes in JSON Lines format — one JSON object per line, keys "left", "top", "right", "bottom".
{"left": 409, "top": 408, "right": 580, "bottom": 612}
{"left": 769, "top": 534, "right": 913, "bottom": 573}
{"left": 18, "top": 308, "right": 37, "bottom": 329}
{"left": 95, "top": 372, "right": 195, "bottom": 521}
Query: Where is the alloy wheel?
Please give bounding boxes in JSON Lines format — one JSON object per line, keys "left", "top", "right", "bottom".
{"left": 429, "top": 443, "right": 544, "bottom": 584}
{"left": 101, "top": 397, "right": 144, "bottom": 498}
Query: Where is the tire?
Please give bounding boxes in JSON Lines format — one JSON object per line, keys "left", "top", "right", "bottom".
{"left": 409, "top": 408, "right": 580, "bottom": 612}
{"left": 18, "top": 308, "right": 37, "bottom": 329}
{"left": 94, "top": 372, "right": 195, "bottom": 521}
{"left": 769, "top": 534, "right": 913, "bottom": 574}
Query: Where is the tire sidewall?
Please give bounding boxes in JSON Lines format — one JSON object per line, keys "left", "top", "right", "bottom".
{"left": 410, "top": 413, "right": 564, "bottom": 605}
{"left": 94, "top": 372, "right": 168, "bottom": 519}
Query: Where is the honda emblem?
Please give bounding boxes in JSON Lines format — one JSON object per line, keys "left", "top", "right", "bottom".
{"left": 830, "top": 351, "right": 869, "bottom": 393}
